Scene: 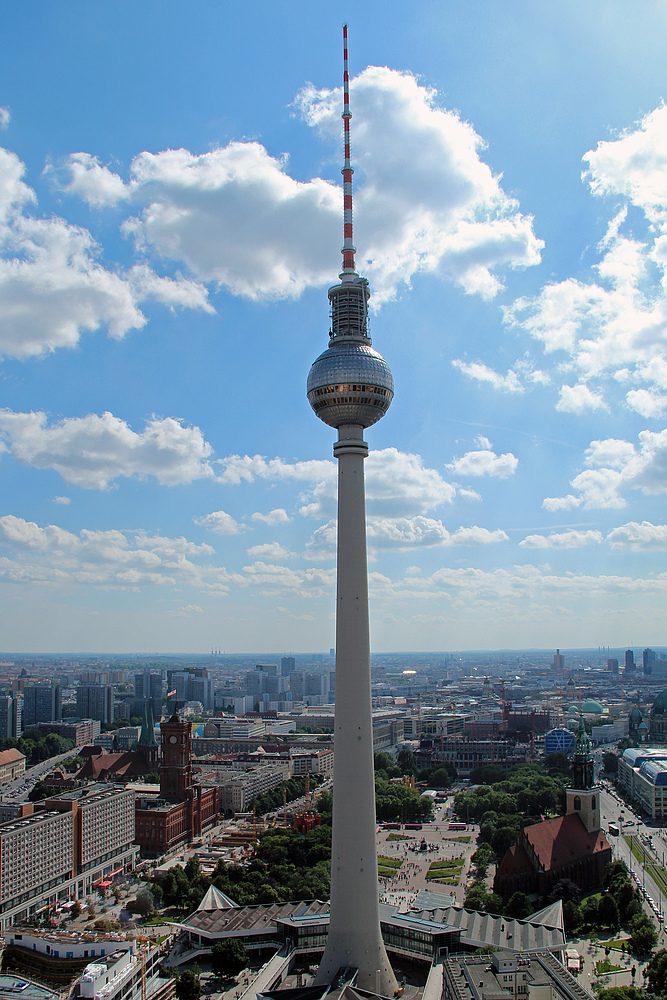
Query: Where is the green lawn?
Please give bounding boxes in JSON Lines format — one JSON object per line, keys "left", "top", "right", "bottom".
{"left": 596, "top": 959, "right": 623, "bottom": 975}
{"left": 378, "top": 856, "right": 404, "bottom": 877}
{"left": 426, "top": 860, "right": 463, "bottom": 885}
{"left": 598, "top": 937, "right": 631, "bottom": 952}
{"left": 378, "top": 855, "right": 403, "bottom": 868}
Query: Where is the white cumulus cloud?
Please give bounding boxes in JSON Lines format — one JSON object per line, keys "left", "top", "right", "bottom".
{"left": 626, "top": 388, "right": 667, "bottom": 418}
{"left": 452, "top": 359, "right": 523, "bottom": 392}
{"left": 246, "top": 542, "right": 292, "bottom": 560}
{"left": 55, "top": 67, "right": 541, "bottom": 306}
{"left": 0, "top": 409, "right": 215, "bottom": 488}
{"left": 0, "top": 516, "right": 229, "bottom": 593}
{"left": 542, "top": 427, "right": 667, "bottom": 510}
{"left": 519, "top": 529, "right": 604, "bottom": 549}
{"left": 251, "top": 508, "right": 290, "bottom": 525}
{"left": 447, "top": 440, "right": 518, "bottom": 478}
{"left": 556, "top": 383, "right": 608, "bottom": 414}
{"left": 0, "top": 147, "right": 212, "bottom": 359}
{"left": 195, "top": 510, "right": 242, "bottom": 535}
{"left": 607, "top": 521, "right": 667, "bottom": 549}
{"left": 542, "top": 495, "right": 583, "bottom": 512}
{"left": 0, "top": 108, "right": 10, "bottom": 130}
{"left": 306, "top": 516, "right": 507, "bottom": 557}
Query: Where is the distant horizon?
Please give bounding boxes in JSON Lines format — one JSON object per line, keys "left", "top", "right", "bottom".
{"left": 2, "top": 645, "right": 665, "bottom": 661}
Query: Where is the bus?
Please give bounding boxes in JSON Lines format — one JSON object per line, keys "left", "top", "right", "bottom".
{"left": 608, "top": 823, "right": 619, "bottom": 836}
{"left": 448, "top": 821, "right": 467, "bottom": 831}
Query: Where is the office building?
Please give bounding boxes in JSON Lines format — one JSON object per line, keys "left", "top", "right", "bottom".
{"left": 23, "top": 684, "right": 61, "bottom": 728}
{"left": 76, "top": 685, "right": 113, "bottom": 725}
{"left": 0, "top": 695, "right": 22, "bottom": 739}
{"left": 281, "top": 656, "right": 296, "bottom": 676}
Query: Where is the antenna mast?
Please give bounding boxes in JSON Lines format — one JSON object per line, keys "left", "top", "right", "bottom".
{"left": 341, "top": 24, "right": 357, "bottom": 282}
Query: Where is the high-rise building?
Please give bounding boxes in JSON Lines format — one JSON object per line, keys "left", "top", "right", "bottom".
{"left": 23, "top": 684, "right": 61, "bottom": 728}
{"left": 76, "top": 685, "right": 113, "bottom": 725}
{"left": 625, "top": 649, "right": 636, "bottom": 672}
{"left": 306, "top": 27, "right": 397, "bottom": 994}
{"left": 608, "top": 658, "right": 619, "bottom": 674}
{"left": 281, "top": 656, "right": 296, "bottom": 676}
{"left": 644, "top": 648, "right": 656, "bottom": 674}
{"left": 0, "top": 696, "right": 22, "bottom": 739}
{"left": 135, "top": 670, "right": 163, "bottom": 718}
{"left": 165, "top": 668, "right": 214, "bottom": 712}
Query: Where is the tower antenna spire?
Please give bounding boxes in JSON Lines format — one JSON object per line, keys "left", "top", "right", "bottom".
{"left": 341, "top": 23, "right": 357, "bottom": 282}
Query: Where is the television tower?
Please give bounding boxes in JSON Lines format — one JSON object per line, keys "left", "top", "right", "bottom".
{"left": 307, "top": 25, "right": 398, "bottom": 995}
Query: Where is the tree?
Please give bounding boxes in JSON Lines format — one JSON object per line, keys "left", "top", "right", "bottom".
{"left": 29, "top": 780, "right": 55, "bottom": 802}
{"left": 605, "top": 860, "right": 630, "bottom": 890}
{"left": 581, "top": 896, "right": 599, "bottom": 926}
{"left": 505, "top": 892, "right": 534, "bottom": 920}
{"left": 549, "top": 879, "right": 581, "bottom": 905}
{"left": 597, "top": 893, "right": 620, "bottom": 930}
{"left": 176, "top": 969, "right": 201, "bottom": 1000}
{"left": 212, "top": 939, "right": 249, "bottom": 980}
{"left": 397, "top": 748, "right": 417, "bottom": 775}
{"left": 70, "top": 901, "right": 81, "bottom": 920}
{"left": 127, "top": 889, "right": 156, "bottom": 918}
{"left": 630, "top": 913, "right": 657, "bottom": 956}
{"left": 543, "top": 752, "right": 571, "bottom": 776}
{"left": 646, "top": 949, "right": 667, "bottom": 994}
{"left": 597, "top": 988, "right": 643, "bottom": 1000}
{"left": 469, "top": 764, "right": 506, "bottom": 785}
{"left": 563, "top": 901, "right": 583, "bottom": 934}
{"left": 604, "top": 753, "right": 619, "bottom": 774}
{"left": 464, "top": 882, "right": 503, "bottom": 915}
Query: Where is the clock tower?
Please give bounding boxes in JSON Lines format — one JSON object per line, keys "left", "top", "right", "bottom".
{"left": 159, "top": 713, "right": 193, "bottom": 803}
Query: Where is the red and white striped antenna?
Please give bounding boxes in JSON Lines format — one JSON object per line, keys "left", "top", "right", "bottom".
{"left": 340, "top": 23, "right": 357, "bottom": 282}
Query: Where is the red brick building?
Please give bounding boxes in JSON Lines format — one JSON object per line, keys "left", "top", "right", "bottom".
{"left": 135, "top": 713, "right": 218, "bottom": 857}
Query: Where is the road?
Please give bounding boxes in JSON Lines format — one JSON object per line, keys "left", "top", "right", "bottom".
{"left": 0, "top": 747, "right": 80, "bottom": 803}
{"left": 600, "top": 784, "right": 667, "bottom": 942}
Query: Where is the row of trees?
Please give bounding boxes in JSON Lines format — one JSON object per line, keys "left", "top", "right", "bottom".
{"left": 0, "top": 729, "right": 74, "bottom": 766}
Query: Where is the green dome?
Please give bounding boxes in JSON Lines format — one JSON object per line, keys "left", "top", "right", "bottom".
{"left": 652, "top": 690, "right": 667, "bottom": 715}
{"left": 629, "top": 707, "right": 643, "bottom": 722}
{"left": 568, "top": 699, "right": 603, "bottom": 714}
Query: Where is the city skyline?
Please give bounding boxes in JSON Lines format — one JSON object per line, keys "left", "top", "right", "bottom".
{"left": 1, "top": 2, "right": 667, "bottom": 653}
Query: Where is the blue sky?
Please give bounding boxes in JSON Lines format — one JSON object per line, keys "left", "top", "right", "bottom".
{"left": 1, "top": 1, "right": 667, "bottom": 653}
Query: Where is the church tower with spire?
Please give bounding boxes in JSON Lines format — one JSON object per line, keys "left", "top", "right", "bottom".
{"left": 566, "top": 716, "right": 600, "bottom": 833}
{"left": 137, "top": 697, "right": 159, "bottom": 769}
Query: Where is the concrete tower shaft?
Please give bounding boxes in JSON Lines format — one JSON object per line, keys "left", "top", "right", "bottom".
{"left": 313, "top": 427, "right": 398, "bottom": 993}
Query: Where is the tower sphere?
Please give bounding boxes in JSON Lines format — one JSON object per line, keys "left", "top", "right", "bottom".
{"left": 307, "top": 277, "right": 394, "bottom": 429}
{"left": 307, "top": 339, "right": 394, "bottom": 429}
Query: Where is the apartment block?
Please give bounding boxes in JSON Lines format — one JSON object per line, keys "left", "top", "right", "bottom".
{"left": 0, "top": 784, "right": 138, "bottom": 928}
